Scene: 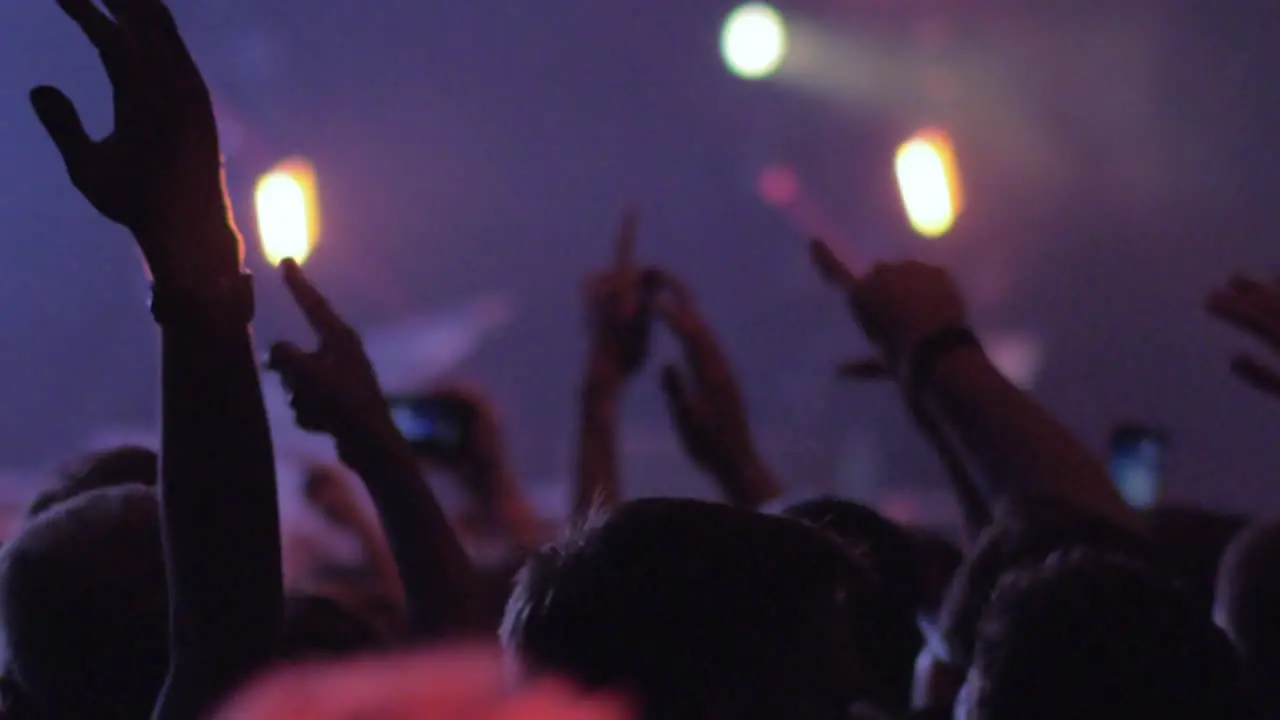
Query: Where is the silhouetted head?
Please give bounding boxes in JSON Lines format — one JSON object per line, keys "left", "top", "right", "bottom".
{"left": 782, "top": 497, "right": 924, "bottom": 713}
{"left": 1216, "top": 517, "right": 1280, "bottom": 713}
{"left": 1144, "top": 503, "right": 1246, "bottom": 619}
{"left": 935, "top": 504, "right": 1149, "bottom": 671}
{"left": 28, "top": 446, "right": 157, "bottom": 519}
{"left": 960, "top": 547, "right": 1244, "bottom": 720}
{"left": 1, "top": 485, "right": 169, "bottom": 718}
{"left": 502, "top": 498, "right": 877, "bottom": 719}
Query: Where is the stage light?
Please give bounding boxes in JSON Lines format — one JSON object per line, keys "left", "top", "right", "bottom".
{"left": 255, "top": 157, "right": 319, "bottom": 266}
{"left": 721, "top": 3, "right": 788, "bottom": 80}
{"left": 894, "top": 130, "right": 962, "bottom": 238}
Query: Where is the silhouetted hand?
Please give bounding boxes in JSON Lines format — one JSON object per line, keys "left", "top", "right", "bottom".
{"left": 584, "top": 211, "right": 652, "bottom": 385}
{"left": 31, "top": 0, "right": 238, "bottom": 285}
{"left": 419, "top": 385, "right": 510, "bottom": 498}
{"left": 810, "top": 239, "right": 968, "bottom": 376}
{"left": 1208, "top": 274, "right": 1280, "bottom": 398}
{"left": 268, "top": 260, "right": 391, "bottom": 444}
{"left": 651, "top": 270, "right": 769, "bottom": 491}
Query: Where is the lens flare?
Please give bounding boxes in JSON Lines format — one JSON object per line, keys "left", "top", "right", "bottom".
{"left": 255, "top": 158, "right": 319, "bottom": 266}
{"left": 721, "top": 3, "right": 788, "bottom": 80}
{"left": 894, "top": 130, "right": 962, "bottom": 239}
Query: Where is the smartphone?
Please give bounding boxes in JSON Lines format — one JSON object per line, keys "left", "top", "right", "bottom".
{"left": 385, "top": 393, "right": 475, "bottom": 462}
{"left": 1108, "top": 424, "right": 1167, "bottom": 510}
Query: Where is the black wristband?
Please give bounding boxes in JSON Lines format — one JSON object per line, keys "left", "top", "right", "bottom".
{"left": 907, "top": 325, "right": 981, "bottom": 391}
{"left": 150, "top": 272, "right": 255, "bottom": 328}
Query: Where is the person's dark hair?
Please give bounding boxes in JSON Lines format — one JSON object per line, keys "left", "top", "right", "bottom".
{"left": 782, "top": 497, "right": 923, "bottom": 714}
{"left": 965, "top": 547, "right": 1245, "bottom": 720}
{"left": 279, "top": 594, "right": 386, "bottom": 661}
{"left": 936, "top": 502, "right": 1149, "bottom": 670}
{"left": 1143, "top": 504, "right": 1247, "bottom": 619}
{"left": 0, "top": 485, "right": 169, "bottom": 719}
{"left": 502, "top": 498, "right": 877, "bottom": 720}
{"left": 1216, "top": 517, "right": 1280, "bottom": 712}
{"left": 27, "top": 446, "right": 158, "bottom": 519}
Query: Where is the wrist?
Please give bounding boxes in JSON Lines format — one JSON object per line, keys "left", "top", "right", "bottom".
{"left": 151, "top": 271, "right": 254, "bottom": 332}
{"left": 903, "top": 326, "right": 982, "bottom": 391}
{"left": 912, "top": 341, "right": 989, "bottom": 402}
{"left": 141, "top": 221, "right": 244, "bottom": 292}
{"left": 336, "top": 414, "right": 415, "bottom": 470}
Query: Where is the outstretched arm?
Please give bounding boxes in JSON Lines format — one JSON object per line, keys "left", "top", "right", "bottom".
{"left": 811, "top": 242, "right": 1137, "bottom": 532}
{"left": 651, "top": 270, "right": 780, "bottom": 509}
{"left": 573, "top": 213, "right": 651, "bottom": 519}
{"left": 270, "top": 261, "right": 483, "bottom": 639}
{"left": 32, "top": 0, "right": 282, "bottom": 715}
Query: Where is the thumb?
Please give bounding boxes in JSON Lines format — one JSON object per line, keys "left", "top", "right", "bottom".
{"left": 29, "top": 86, "right": 92, "bottom": 169}
{"left": 1232, "top": 354, "right": 1280, "bottom": 399}
{"left": 267, "top": 341, "right": 313, "bottom": 388}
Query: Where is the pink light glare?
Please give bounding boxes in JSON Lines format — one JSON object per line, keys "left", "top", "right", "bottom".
{"left": 758, "top": 164, "right": 800, "bottom": 206}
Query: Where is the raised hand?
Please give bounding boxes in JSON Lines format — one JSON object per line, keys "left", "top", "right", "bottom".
{"left": 1208, "top": 274, "right": 1280, "bottom": 398}
{"left": 32, "top": 0, "right": 238, "bottom": 285}
{"left": 268, "top": 260, "right": 390, "bottom": 444}
{"left": 418, "top": 386, "right": 508, "bottom": 493}
{"left": 810, "top": 239, "right": 968, "bottom": 376}
{"left": 651, "top": 270, "right": 778, "bottom": 506}
{"left": 584, "top": 211, "right": 653, "bottom": 384}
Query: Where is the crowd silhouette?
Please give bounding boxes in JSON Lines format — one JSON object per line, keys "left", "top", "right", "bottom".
{"left": 2, "top": 0, "right": 1279, "bottom": 718}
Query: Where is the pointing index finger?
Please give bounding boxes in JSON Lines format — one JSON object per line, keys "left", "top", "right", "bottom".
{"left": 809, "top": 238, "right": 859, "bottom": 291}
{"left": 282, "top": 259, "right": 348, "bottom": 340}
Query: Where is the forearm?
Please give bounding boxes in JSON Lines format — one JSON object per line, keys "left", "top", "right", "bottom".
{"left": 911, "top": 401, "right": 991, "bottom": 543}
{"left": 573, "top": 366, "right": 622, "bottom": 520}
{"left": 340, "top": 430, "right": 482, "bottom": 640}
{"left": 349, "top": 511, "right": 408, "bottom": 616}
{"left": 922, "top": 346, "right": 1138, "bottom": 531}
{"left": 155, "top": 322, "right": 282, "bottom": 718}
{"left": 489, "top": 477, "right": 547, "bottom": 552}
{"left": 714, "top": 454, "right": 781, "bottom": 510}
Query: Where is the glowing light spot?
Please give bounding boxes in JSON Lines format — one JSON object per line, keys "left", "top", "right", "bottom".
{"left": 758, "top": 164, "right": 800, "bottom": 206}
{"left": 894, "top": 130, "right": 963, "bottom": 239}
{"left": 721, "top": 3, "right": 788, "bottom": 80}
{"left": 255, "top": 158, "right": 319, "bottom": 266}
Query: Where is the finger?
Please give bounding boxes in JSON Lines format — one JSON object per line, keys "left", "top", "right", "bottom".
{"left": 1232, "top": 354, "right": 1280, "bottom": 399}
{"left": 1227, "top": 274, "right": 1279, "bottom": 298}
{"left": 103, "top": 0, "right": 210, "bottom": 103}
{"left": 266, "top": 341, "right": 312, "bottom": 377}
{"left": 55, "top": 0, "right": 120, "bottom": 52}
{"left": 837, "top": 357, "right": 890, "bottom": 379}
{"left": 29, "top": 87, "right": 93, "bottom": 169}
{"left": 1208, "top": 292, "right": 1280, "bottom": 349}
{"left": 809, "top": 238, "right": 858, "bottom": 291}
{"left": 282, "top": 259, "right": 350, "bottom": 340}
{"left": 614, "top": 208, "right": 638, "bottom": 272}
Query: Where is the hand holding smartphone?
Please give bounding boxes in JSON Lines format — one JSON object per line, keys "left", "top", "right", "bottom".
{"left": 1108, "top": 424, "right": 1167, "bottom": 510}
{"left": 386, "top": 393, "right": 478, "bottom": 464}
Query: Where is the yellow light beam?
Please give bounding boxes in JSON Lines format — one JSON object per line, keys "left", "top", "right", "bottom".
{"left": 894, "top": 130, "right": 962, "bottom": 239}
{"left": 255, "top": 157, "right": 319, "bottom": 266}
